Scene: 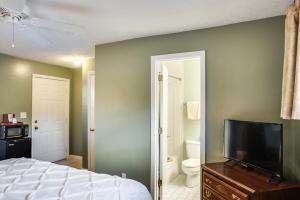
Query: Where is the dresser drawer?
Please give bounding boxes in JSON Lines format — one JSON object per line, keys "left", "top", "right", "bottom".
{"left": 203, "top": 172, "right": 249, "bottom": 200}
{"left": 203, "top": 185, "right": 226, "bottom": 200}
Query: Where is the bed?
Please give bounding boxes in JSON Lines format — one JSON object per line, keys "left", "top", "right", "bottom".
{"left": 0, "top": 158, "right": 152, "bottom": 200}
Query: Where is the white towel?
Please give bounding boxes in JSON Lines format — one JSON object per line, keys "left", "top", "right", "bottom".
{"left": 187, "top": 101, "right": 200, "bottom": 120}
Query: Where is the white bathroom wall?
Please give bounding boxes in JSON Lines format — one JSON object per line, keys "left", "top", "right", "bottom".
{"left": 184, "top": 59, "right": 201, "bottom": 142}
{"left": 163, "top": 61, "right": 184, "bottom": 79}
{"left": 167, "top": 78, "right": 183, "bottom": 156}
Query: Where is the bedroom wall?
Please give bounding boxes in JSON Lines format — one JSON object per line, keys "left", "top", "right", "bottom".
{"left": 95, "top": 16, "right": 300, "bottom": 188}
{"left": 70, "top": 68, "right": 83, "bottom": 156}
{"left": 0, "top": 53, "right": 82, "bottom": 156}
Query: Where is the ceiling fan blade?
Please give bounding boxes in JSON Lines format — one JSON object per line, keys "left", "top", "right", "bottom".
{"left": 20, "top": 17, "right": 85, "bottom": 36}
{"left": 27, "top": 0, "right": 93, "bottom": 15}
{"left": 22, "top": 5, "right": 31, "bottom": 16}
{"left": 2, "top": 0, "right": 26, "bottom": 12}
{"left": 19, "top": 25, "right": 51, "bottom": 46}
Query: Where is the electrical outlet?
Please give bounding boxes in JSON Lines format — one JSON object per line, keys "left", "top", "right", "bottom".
{"left": 20, "top": 112, "right": 27, "bottom": 119}
{"left": 122, "top": 173, "right": 126, "bottom": 179}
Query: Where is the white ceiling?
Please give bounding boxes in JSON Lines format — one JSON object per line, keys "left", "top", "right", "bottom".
{"left": 0, "top": 0, "right": 292, "bottom": 68}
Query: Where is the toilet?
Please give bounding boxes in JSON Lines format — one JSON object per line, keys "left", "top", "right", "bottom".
{"left": 182, "top": 140, "right": 200, "bottom": 188}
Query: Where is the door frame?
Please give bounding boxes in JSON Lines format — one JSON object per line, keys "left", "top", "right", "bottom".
{"left": 32, "top": 74, "right": 70, "bottom": 158}
{"left": 150, "top": 51, "right": 206, "bottom": 199}
{"left": 87, "top": 70, "right": 95, "bottom": 171}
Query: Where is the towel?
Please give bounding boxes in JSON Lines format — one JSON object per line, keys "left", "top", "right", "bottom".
{"left": 187, "top": 101, "right": 200, "bottom": 120}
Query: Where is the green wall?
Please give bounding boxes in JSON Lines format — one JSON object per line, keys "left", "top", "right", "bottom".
{"left": 0, "top": 53, "right": 82, "bottom": 156}
{"left": 95, "top": 16, "right": 300, "bottom": 188}
{"left": 70, "top": 68, "right": 83, "bottom": 156}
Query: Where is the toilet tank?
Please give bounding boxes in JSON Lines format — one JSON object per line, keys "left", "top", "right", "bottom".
{"left": 186, "top": 140, "right": 200, "bottom": 159}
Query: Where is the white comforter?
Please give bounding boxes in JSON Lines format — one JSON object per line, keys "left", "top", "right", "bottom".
{"left": 0, "top": 158, "right": 152, "bottom": 200}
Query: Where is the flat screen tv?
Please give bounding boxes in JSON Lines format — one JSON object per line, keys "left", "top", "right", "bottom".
{"left": 224, "top": 119, "right": 283, "bottom": 178}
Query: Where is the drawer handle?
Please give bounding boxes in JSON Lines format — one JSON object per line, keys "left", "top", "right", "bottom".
{"left": 232, "top": 194, "right": 240, "bottom": 200}
{"left": 8, "top": 144, "right": 15, "bottom": 146}
{"left": 205, "top": 178, "right": 212, "bottom": 184}
{"left": 205, "top": 190, "right": 212, "bottom": 198}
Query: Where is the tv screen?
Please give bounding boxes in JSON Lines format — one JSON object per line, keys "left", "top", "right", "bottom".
{"left": 224, "top": 119, "right": 283, "bottom": 177}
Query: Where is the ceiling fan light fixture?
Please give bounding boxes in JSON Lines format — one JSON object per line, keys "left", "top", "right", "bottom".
{"left": 73, "top": 59, "right": 83, "bottom": 66}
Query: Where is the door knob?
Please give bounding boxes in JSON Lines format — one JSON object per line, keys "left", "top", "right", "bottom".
{"left": 90, "top": 128, "right": 95, "bottom": 132}
{"left": 34, "top": 126, "right": 39, "bottom": 130}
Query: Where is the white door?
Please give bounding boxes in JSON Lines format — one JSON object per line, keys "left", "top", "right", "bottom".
{"left": 88, "top": 71, "right": 95, "bottom": 171}
{"left": 32, "top": 74, "right": 70, "bottom": 162}
{"left": 159, "top": 65, "right": 168, "bottom": 200}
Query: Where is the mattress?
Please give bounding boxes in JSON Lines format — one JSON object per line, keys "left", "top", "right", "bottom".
{"left": 0, "top": 158, "right": 152, "bottom": 200}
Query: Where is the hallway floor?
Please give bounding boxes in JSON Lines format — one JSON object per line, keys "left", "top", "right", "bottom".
{"left": 165, "top": 174, "right": 200, "bottom": 200}
{"left": 55, "top": 156, "right": 83, "bottom": 169}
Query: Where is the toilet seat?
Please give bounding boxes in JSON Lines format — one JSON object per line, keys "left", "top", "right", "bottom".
{"left": 182, "top": 158, "right": 201, "bottom": 187}
{"left": 182, "top": 159, "right": 200, "bottom": 168}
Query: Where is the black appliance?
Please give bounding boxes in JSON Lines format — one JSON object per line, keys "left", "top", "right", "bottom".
{"left": 224, "top": 119, "right": 283, "bottom": 178}
{"left": 0, "top": 138, "right": 31, "bottom": 160}
{"left": 0, "top": 123, "right": 29, "bottom": 139}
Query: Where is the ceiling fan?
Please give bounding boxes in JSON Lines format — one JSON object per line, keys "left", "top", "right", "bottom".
{"left": 0, "top": 0, "right": 84, "bottom": 48}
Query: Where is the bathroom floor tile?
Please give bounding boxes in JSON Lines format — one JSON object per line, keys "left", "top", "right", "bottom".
{"left": 165, "top": 174, "right": 200, "bottom": 200}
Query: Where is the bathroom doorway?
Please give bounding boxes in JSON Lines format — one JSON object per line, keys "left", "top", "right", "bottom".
{"left": 151, "top": 51, "right": 206, "bottom": 200}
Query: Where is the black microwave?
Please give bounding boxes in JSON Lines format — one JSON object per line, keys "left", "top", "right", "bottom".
{"left": 0, "top": 124, "right": 29, "bottom": 139}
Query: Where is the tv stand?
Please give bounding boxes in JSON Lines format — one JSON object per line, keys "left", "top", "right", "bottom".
{"left": 224, "top": 159, "right": 282, "bottom": 183}
{"left": 224, "top": 159, "right": 239, "bottom": 167}
{"left": 267, "top": 174, "right": 283, "bottom": 184}
{"left": 202, "top": 162, "right": 300, "bottom": 200}
{"left": 224, "top": 159, "right": 253, "bottom": 169}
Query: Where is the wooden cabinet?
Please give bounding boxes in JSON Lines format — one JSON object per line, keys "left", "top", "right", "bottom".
{"left": 202, "top": 163, "right": 300, "bottom": 200}
{"left": 203, "top": 186, "right": 225, "bottom": 200}
{"left": 203, "top": 172, "right": 248, "bottom": 200}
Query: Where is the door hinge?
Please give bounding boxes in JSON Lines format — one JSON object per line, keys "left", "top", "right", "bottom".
{"left": 158, "top": 179, "right": 163, "bottom": 187}
{"left": 158, "top": 128, "right": 163, "bottom": 135}
{"left": 158, "top": 74, "right": 163, "bottom": 81}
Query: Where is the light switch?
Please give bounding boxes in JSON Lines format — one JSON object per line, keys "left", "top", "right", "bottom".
{"left": 20, "top": 112, "right": 27, "bottom": 119}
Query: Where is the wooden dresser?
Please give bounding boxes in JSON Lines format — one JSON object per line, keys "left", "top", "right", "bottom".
{"left": 202, "top": 163, "right": 300, "bottom": 200}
